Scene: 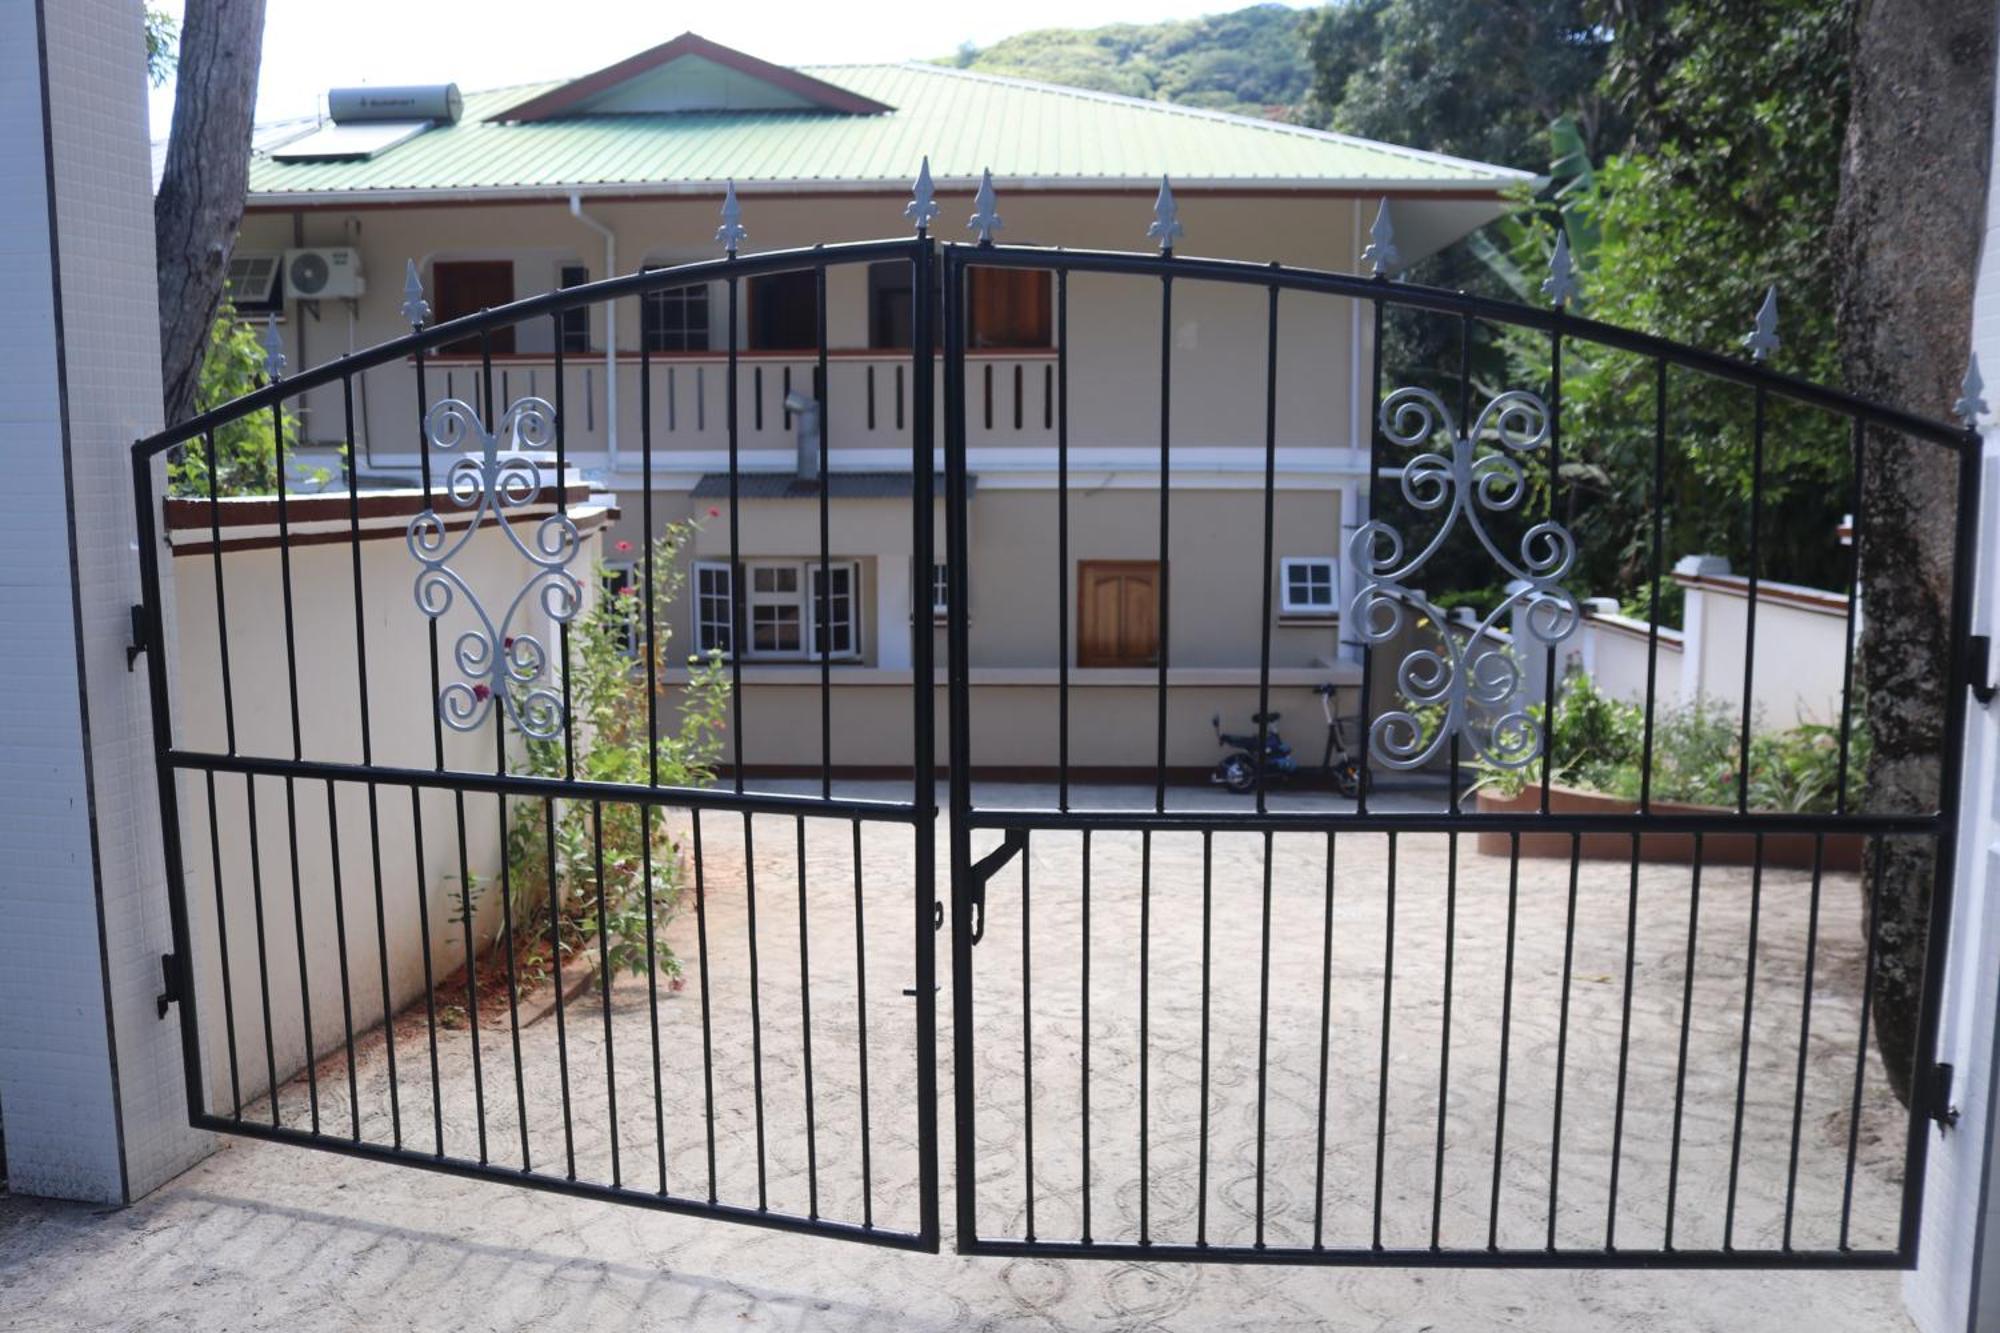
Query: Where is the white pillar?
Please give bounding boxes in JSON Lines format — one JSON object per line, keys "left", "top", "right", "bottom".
{"left": 1673, "top": 554, "right": 1728, "bottom": 706}
{"left": 0, "top": 0, "right": 211, "bottom": 1202}
{"left": 1903, "top": 55, "right": 2000, "bottom": 1331}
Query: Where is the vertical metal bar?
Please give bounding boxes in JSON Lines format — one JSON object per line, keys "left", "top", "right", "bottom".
{"left": 1841, "top": 835, "right": 1887, "bottom": 1250}
{"left": 409, "top": 788, "right": 443, "bottom": 1154}
{"left": 1834, "top": 418, "right": 1866, "bottom": 814}
{"left": 1017, "top": 829, "right": 1034, "bottom": 1241}
{"left": 945, "top": 245, "right": 981, "bottom": 1250}
{"left": 1138, "top": 830, "right": 1152, "bottom": 1244}
{"left": 1453, "top": 312, "right": 1472, "bottom": 816}
{"left": 553, "top": 313, "right": 574, "bottom": 782}
{"left": 816, "top": 263, "right": 833, "bottom": 799}
{"left": 692, "top": 808, "right": 720, "bottom": 1204}
{"left": 1546, "top": 833, "right": 1582, "bottom": 1250}
{"left": 1311, "top": 830, "right": 1336, "bottom": 1250}
{"left": 201, "top": 772, "right": 241, "bottom": 1119}
{"left": 321, "top": 781, "right": 360, "bottom": 1139}
{"left": 1640, "top": 361, "right": 1668, "bottom": 811}
{"left": 341, "top": 377, "right": 400, "bottom": 1147}
{"left": 452, "top": 789, "right": 484, "bottom": 1161}
{"left": 744, "top": 811, "right": 769, "bottom": 1208}
{"left": 1355, "top": 297, "right": 1385, "bottom": 815}
{"left": 271, "top": 396, "right": 320, "bottom": 1133}
{"left": 642, "top": 307, "right": 658, "bottom": 789}
{"left": 1605, "top": 834, "right": 1642, "bottom": 1249}
{"left": 1429, "top": 831, "right": 1459, "bottom": 1250}
{"left": 1664, "top": 834, "right": 1704, "bottom": 1248}
{"left": 1736, "top": 387, "right": 1767, "bottom": 814}
{"left": 1372, "top": 830, "right": 1397, "bottom": 1250}
{"left": 852, "top": 816, "right": 875, "bottom": 1229}
{"left": 1723, "top": 836, "right": 1767, "bottom": 1248}
{"left": 248, "top": 776, "right": 280, "bottom": 1127}
{"left": 592, "top": 801, "right": 620, "bottom": 1187}
{"left": 1154, "top": 272, "right": 1173, "bottom": 813}
{"left": 727, "top": 274, "right": 745, "bottom": 794}
{"left": 1538, "top": 318, "right": 1563, "bottom": 814}
{"left": 1486, "top": 832, "right": 1520, "bottom": 1250}
{"left": 642, "top": 804, "right": 667, "bottom": 1195}
{"left": 200, "top": 430, "right": 243, "bottom": 1119}
{"left": 795, "top": 815, "right": 820, "bottom": 1219}
{"left": 494, "top": 710, "right": 527, "bottom": 1169}
{"left": 911, "top": 238, "right": 941, "bottom": 1251}
{"left": 1254, "top": 284, "right": 1280, "bottom": 812}
{"left": 1080, "top": 827, "right": 1093, "bottom": 1243}
{"left": 1057, "top": 269, "right": 1071, "bottom": 812}
{"left": 1254, "top": 829, "right": 1275, "bottom": 1247}
{"left": 1197, "top": 828, "right": 1215, "bottom": 1247}
{"left": 545, "top": 797, "right": 575, "bottom": 1178}
{"left": 1782, "top": 834, "right": 1827, "bottom": 1248}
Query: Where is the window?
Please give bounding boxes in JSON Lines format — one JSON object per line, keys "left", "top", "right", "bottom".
{"left": 695, "top": 562, "right": 734, "bottom": 656}
{"left": 641, "top": 271, "right": 710, "bottom": 351}
{"left": 225, "top": 251, "right": 283, "bottom": 315}
{"left": 558, "top": 264, "right": 591, "bottom": 353}
{"left": 930, "top": 562, "right": 950, "bottom": 617}
{"left": 967, "top": 266, "right": 1052, "bottom": 349}
{"left": 695, "top": 559, "right": 862, "bottom": 660}
{"left": 748, "top": 269, "right": 819, "bottom": 350}
{"left": 1280, "top": 557, "right": 1339, "bottom": 617}
{"left": 431, "top": 260, "right": 515, "bottom": 354}
{"left": 1078, "top": 560, "right": 1160, "bottom": 667}
{"left": 868, "top": 260, "right": 941, "bottom": 349}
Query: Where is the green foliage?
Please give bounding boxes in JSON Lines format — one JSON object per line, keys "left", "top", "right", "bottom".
{"left": 945, "top": 3, "right": 1316, "bottom": 119}
{"left": 145, "top": 6, "right": 177, "bottom": 87}
{"left": 499, "top": 523, "right": 731, "bottom": 988}
{"left": 1474, "top": 668, "right": 1869, "bottom": 813}
{"left": 167, "top": 302, "right": 298, "bottom": 497}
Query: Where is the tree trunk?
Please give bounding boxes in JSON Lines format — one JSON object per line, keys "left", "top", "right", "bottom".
{"left": 154, "top": 0, "right": 266, "bottom": 427}
{"left": 1833, "top": 0, "right": 1995, "bottom": 1106}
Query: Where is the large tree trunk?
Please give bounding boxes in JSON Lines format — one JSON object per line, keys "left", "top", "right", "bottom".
{"left": 1833, "top": 0, "right": 1995, "bottom": 1106}
{"left": 154, "top": 0, "right": 266, "bottom": 427}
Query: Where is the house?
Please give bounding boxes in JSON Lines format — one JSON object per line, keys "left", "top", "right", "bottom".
{"left": 225, "top": 33, "right": 1533, "bottom": 775}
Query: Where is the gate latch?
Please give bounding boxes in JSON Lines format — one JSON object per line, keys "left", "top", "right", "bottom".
{"left": 966, "top": 829, "right": 1028, "bottom": 946}
{"left": 1928, "top": 1062, "right": 1960, "bottom": 1132}
{"left": 1970, "top": 635, "right": 1995, "bottom": 707}
{"left": 126, "top": 605, "right": 148, "bottom": 671}
{"left": 156, "top": 951, "right": 182, "bottom": 1019}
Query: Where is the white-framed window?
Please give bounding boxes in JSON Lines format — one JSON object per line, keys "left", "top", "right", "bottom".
{"left": 694, "top": 559, "right": 862, "bottom": 660}
{"left": 1280, "top": 557, "right": 1339, "bottom": 616}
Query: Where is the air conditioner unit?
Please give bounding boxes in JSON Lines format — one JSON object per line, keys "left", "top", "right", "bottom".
{"left": 285, "top": 247, "right": 365, "bottom": 300}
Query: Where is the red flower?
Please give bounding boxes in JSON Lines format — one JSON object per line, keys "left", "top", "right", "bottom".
{"left": 472, "top": 683, "right": 491, "bottom": 701}
{"left": 707, "top": 506, "right": 720, "bottom": 518}
{"left": 669, "top": 976, "right": 686, "bottom": 993}
{"left": 618, "top": 585, "right": 637, "bottom": 598}
{"left": 615, "top": 539, "right": 633, "bottom": 553}
{"left": 502, "top": 636, "right": 515, "bottom": 649}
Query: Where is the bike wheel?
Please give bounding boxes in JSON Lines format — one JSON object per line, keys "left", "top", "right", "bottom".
{"left": 1217, "top": 755, "right": 1257, "bottom": 794}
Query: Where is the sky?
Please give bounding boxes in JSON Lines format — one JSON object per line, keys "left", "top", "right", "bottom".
{"left": 145, "top": 0, "right": 1306, "bottom": 135}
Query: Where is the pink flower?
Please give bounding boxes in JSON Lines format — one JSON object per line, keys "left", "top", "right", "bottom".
{"left": 707, "top": 506, "right": 720, "bottom": 518}
{"left": 618, "top": 585, "right": 637, "bottom": 598}
{"left": 669, "top": 976, "right": 686, "bottom": 993}
{"left": 472, "top": 683, "right": 491, "bottom": 701}
{"left": 615, "top": 539, "right": 633, "bottom": 553}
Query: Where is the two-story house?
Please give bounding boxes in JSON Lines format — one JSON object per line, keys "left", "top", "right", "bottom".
{"left": 227, "top": 32, "right": 1531, "bottom": 775}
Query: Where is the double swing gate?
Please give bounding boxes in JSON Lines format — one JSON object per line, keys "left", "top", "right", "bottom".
{"left": 135, "top": 207, "right": 1980, "bottom": 1270}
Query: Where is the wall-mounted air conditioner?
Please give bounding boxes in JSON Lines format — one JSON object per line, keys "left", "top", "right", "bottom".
{"left": 285, "top": 247, "right": 365, "bottom": 300}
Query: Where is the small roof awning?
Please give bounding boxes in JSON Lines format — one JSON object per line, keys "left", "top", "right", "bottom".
{"left": 688, "top": 471, "right": 965, "bottom": 500}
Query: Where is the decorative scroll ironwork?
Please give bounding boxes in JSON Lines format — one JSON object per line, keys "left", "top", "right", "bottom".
{"left": 1347, "top": 386, "right": 1579, "bottom": 771}
{"left": 407, "top": 395, "right": 581, "bottom": 740}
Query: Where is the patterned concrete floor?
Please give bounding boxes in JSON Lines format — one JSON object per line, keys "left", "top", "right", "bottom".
{"left": 0, "top": 784, "right": 1917, "bottom": 1330}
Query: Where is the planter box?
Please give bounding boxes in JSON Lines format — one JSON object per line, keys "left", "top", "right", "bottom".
{"left": 1474, "top": 783, "right": 1863, "bottom": 872}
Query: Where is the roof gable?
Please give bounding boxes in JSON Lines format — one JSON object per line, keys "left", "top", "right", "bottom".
{"left": 494, "top": 33, "right": 892, "bottom": 122}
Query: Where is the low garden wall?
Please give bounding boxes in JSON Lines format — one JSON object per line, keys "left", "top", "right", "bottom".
{"left": 1475, "top": 784, "right": 1863, "bottom": 871}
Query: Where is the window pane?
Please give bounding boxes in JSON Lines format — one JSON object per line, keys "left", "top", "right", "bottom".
{"left": 967, "top": 267, "right": 1052, "bottom": 349}
{"left": 748, "top": 269, "right": 819, "bottom": 350}
{"left": 695, "top": 564, "right": 733, "bottom": 654}
{"left": 641, "top": 276, "right": 710, "bottom": 352}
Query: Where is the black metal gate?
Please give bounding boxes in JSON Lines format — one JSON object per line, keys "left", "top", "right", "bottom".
{"left": 134, "top": 203, "right": 1978, "bottom": 1270}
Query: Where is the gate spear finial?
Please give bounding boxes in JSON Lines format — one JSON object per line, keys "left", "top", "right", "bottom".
{"left": 969, "top": 168, "right": 1002, "bottom": 246}
{"left": 1743, "top": 285, "right": 1780, "bottom": 362}
{"left": 1955, "top": 354, "right": 1987, "bottom": 428}
{"left": 716, "top": 181, "right": 746, "bottom": 256}
{"left": 400, "top": 259, "right": 430, "bottom": 328}
{"left": 1361, "top": 197, "right": 1399, "bottom": 277}
{"left": 1148, "top": 176, "right": 1183, "bottom": 254}
{"left": 905, "top": 157, "right": 939, "bottom": 237}
{"left": 1542, "top": 228, "right": 1578, "bottom": 309}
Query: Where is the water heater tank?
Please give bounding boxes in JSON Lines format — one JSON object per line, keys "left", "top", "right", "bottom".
{"left": 326, "top": 84, "right": 462, "bottom": 125}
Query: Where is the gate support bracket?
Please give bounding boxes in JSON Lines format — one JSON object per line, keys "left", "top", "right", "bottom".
{"left": 1928, "top": 1062, "right": 1960, "bottom": 1132}
{"left": 966, "top": 829, "right": 1028, "bottom": 946}
{"left": 156, "top": 951, "right": 182, "bottom": 1019}
{"left": 1970, "top": 635, "right": 1995, "bottom": 706}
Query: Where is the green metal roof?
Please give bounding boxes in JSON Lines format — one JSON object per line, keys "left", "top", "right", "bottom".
{"left": 246, "top": 62, "right": 1531, "bottom": 202}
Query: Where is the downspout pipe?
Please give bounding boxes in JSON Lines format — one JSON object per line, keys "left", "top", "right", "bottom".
{"left": 568, "top": 191, "right": 619, "bottom": 471}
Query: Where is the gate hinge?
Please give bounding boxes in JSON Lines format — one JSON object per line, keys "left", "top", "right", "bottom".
{"left": 966, "top": 829, "right": 1028, "bottom": 946}
{"left": 156, "top": 951, "right": 182, "bottom": 1019}
{"left": 1928, "top": 1062, "right": 1960, "bottom": 1132}
{"left": 1971, "top": 635, "right": 1996, "bottom": 706}
{"left": 126, "top": 604, "right": 148, "bottom": 671}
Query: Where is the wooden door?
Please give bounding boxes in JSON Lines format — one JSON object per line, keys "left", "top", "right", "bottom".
{"left": 431, "top": 260, "right": 515, "bottom": 354}
{"left": 1077, "top": 560, "right": 1160, "bottom": 667}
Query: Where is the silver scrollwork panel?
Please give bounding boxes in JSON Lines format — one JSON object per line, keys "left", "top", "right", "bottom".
{"left": 407, "top": 395, "right": 582, "bottom": 741}
{"left": 1347, "top": 386, "right": 1580, "bottom": 771}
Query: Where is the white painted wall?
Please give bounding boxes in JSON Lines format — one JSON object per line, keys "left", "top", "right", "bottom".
{"left": 0, "top": 0, "right": 210, "bottom": 1202}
